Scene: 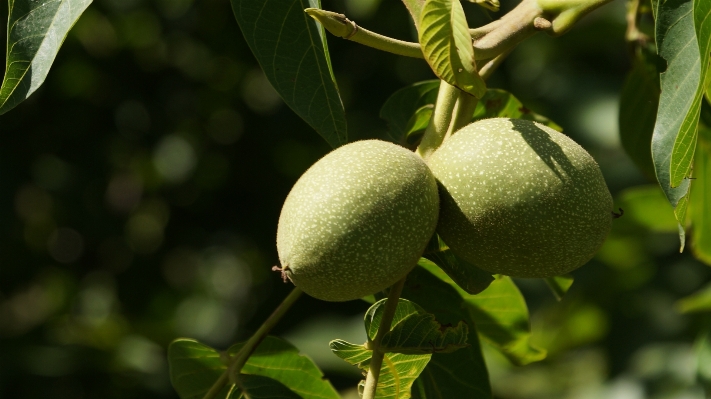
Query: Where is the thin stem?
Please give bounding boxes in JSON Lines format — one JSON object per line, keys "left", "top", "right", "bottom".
{"left": 305, "top": 9, "right": 422, "bottom": 58}
{"left": 307, "top": 0, "right": 614, "bottom": 62}
{"left": 362, "top": 277, "right": 408, "bottom": 399}
{"left": 417, "top": 81, "right": 460, "bottom": 161}
{"left": 479, "top": 49, "right": 513, "bottom": 81}
{"left": 202, "top": 287, "right": 303, "bottom": 399}
{"left": 228, "top": 287, "right": 303, "bottom": 380}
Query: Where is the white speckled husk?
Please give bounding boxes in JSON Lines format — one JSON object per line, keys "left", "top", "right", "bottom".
{"left": 428, "top": 118, "right": 612, "bottom": 278}
{"left": 277, "top": 140, "right": 440, "bottom": 301}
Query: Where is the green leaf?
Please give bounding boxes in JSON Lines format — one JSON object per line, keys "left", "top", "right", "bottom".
{"left": 651, "top": 0, "right": 710, "bottom": 235}
{"left": 402, "top": 0, "right": 426, "bottom": 30}
{"left": 168, "top": 339, "right": 229, "bottom": 399}
{"left": 231, "top": 0, "right": 347, "bottom": 148}
{"left": 420, "top": 266, "right": 547, "bottom": 366}
{"left": 419, "top": 0, "right": 486, "bottom": 98}
{"left": 0, "top": 0, "right": 92, "bottom": 115}
{"left": 423, "top": 251, "right": 494, "bottom": 295}
{"left": 234, "top": 375, "right": 303, "bottom": 399}
{"left": 689, "top": 124, "right": 711, "bottom": 265}
{"left": 403, "top": 265, "right": 492, "bottom": 399}
{"left": 614, "top": 185, "right": 679, "bottom": 233}
{"left": 472, "top": 89, "right": 562, "bottom": 131}
{"left": 380, "top": 80, "right": 440, "bottom": 143}
{"left": 619, "top": 50, "right": 661, "bottom": 179}
{"left": 404, "top": 105, "right": 434, "bottom": 146}
{"left": 168, "top": 336, "right": 340, "bottom": 399}
{"left": 330, "top": 339, "right": 431, "bottom": 399}
{"left": 544, "top": 275, "right": 574, "bottom": 301}
{"left": 676, "top": 283, "right": 711, "bottom": 313}
{"left": 377, "top": 301, "right": 470, "bottom": 355}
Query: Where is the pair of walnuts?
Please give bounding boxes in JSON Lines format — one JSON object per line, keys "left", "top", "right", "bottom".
{"left": 276, "top": 118, "right": 613, "bottom": 302}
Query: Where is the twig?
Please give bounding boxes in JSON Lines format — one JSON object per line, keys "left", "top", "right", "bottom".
{"left": 361, "top": 277, "right": 408, "bottom": 399}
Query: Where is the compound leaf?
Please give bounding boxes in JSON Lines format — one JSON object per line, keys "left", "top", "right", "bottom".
{"left": 168, "top": 336, "right": 339, "bottom": 399}
{"left": 0, "top": 0, "right": 92, "bottom": 115}
{"left": 419, "top": 0, "right": 486, "bottom": 97}
{"left": 232, "top": 0, "right": 347, "bottom": 148}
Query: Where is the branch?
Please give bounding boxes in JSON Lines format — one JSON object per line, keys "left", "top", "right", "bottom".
{"left": 361, "top": 277, "right": 408, "bottom": 399}
{"left": 202, "top": 287, "right": 303, "bottom": 399}
{"left": 306, "top": 0, "right": 614, "bottom": 62}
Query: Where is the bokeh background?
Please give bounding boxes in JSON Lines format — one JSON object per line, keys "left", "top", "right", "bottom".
{"left": 1, "top": 0, "right": 709, "bottom": 398}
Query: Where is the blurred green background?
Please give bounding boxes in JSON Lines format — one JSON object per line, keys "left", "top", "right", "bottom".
{"left": 1, "top": 0, "right": 709, "bottom": 398}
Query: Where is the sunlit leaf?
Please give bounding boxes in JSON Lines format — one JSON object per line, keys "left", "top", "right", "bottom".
{"left": 676, "top": 283, "right": 711, "bottom": 313}
{"left": 472, "top": 89, "right": 562, "bottom": 131}
{"left": 423, "top": 251, "right": 494, "bottom": 295}
{"left": 373, "top": 300, "right": 469, "bottom": 355}
{"left": 418, "top": 0, "right": 486, "bottom": 97}
{"left": 168, "top": 336, "right": 339, "bottom": 399}
{"left": 232, "top": 0, "right": 347, "bottom": 148}
{"left": 689, "top": 124, "right": 711, "bottom": 265}
{"left": 403, "top": 265, "right": 492, "bottom": 398}
{"left": 402, "top": 0, "right": 426, "bottom": 30}
{"left": 0, "top": 0, "right": 92, "bottom": 115}
{"left": 651, "top": 0, "right": 710, "bottom": 239}
{"left": 330, "top": 339, "right": 431, "bottom": 399}
{"left": 380, "top": 80, "right": 440, "bottom": 143}
{"left": 544, "top": 275, "right": 574, "bottom": 301}
{"left": 619, "top": 49, "right": 660, "bottom": 179}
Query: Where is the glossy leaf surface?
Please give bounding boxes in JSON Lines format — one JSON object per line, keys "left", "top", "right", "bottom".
{"left": 232, "top": 0, "right": 347, "bottom": 147}
{"left": 418, "top": 0, "right": 486, "bottom": 97}
{"left": 0, "top": 0, "right": 92, "bottom": 115}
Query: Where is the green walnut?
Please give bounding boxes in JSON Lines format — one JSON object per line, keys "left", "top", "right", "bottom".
{"left": 428, "top": 118, "right": 613, "bottom": 278}
{"left": 276, "top": 140, "right": 439, "bottom": 301}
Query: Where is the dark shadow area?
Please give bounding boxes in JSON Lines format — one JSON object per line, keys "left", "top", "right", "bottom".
{"left": 511, "top": 118, "right": 578, "bottom": 181}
